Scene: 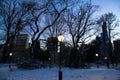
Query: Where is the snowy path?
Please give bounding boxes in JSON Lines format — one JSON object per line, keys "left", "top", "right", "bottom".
{"left": 0, "top": 65, "right": 120, "bottom": 80}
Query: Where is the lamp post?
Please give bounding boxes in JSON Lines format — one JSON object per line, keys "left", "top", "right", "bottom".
{"left": 105, "top": 56, "right": 109, "bottom": 68}
{"left": 58, "top": 34, "right": 64, "bottom": 80}
{"left": 48, "top": 57, "right": 51, "bottom": 68}
{"left": 95, "top": 53, "right": 99, "bottom": 68}
{"left": 9, "top": 53, "right": 12, "bottom": 70}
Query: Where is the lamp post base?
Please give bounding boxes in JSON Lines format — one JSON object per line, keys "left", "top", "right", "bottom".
{"left": 59, "top": 70, "right": 62, "bottom": 80}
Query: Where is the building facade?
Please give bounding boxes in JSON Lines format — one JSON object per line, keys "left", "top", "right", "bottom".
{"left": 100, "top": 22, "right": 109, "bottom": 57}
{"left": 13, "top": 34, "right": 30, "bottom": 61}
{"left": 46, "top": 37, "right": 58, "bottom": 63}
{"left": 113, "top": 39, "right": 120, "bottom": 62}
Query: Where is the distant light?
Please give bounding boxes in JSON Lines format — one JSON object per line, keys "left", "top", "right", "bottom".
{"left": 49, "top": 57, "right": 51, "bottom": 61}
{"left": 7, "top": 44, "right": 10, "bottom": 46}
{"left": 104, "top": 57, "right": 107, "bottom": 60}
{"left": 9, "top": 53, "right": 12, "bottom": 56}
{"left": 95, "top": 53, "right": 98, "bottom": 57}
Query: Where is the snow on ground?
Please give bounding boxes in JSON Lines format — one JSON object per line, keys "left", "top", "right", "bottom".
{"left": 0, "top": 64, "right": 120, "bottom": 80}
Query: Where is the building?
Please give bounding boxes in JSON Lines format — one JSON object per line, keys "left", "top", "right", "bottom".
{"left": 13, "top": 34, "right": 29, "bottom": 59}
{"left": 0, "top": 34, "right": 29, "bottom": 62}
{"left": 100, "top": 22, "right": 109, "bottom": 57}
{"left": 113, "top": 39, "right": 120, "bottom": 62}
{"left": 47, "top": 37, "right": 58, "bottom": 52}
{"left": 46, "top": 37, "right": 58, "bottom": 63}
{"left": 0, "top": 44, "right": 4, "bottom": 62}
{"left": 13, "top": 34, "right": 30, "bottom": 61}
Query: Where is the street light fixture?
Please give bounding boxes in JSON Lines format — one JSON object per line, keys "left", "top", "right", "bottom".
{"left": 9, "top": 53, "right": 12, "bottom": 56}
{"left": 95, "top": 53, "right": 99, "bottom": 68}
{"left": 58, "top": 34, "right": 64, "bottom": 80}
{"left": 9, "top": 53, "right": 12, "bottom": 71}
{"left": 104, "top": 57, "right": 107, "bottom": 60}
{"left": 58, "top": 34, "right": 64, "bottom": 42}
{"left": 104, "top": 56, "right": 109, "bottom": 68}
{"left": 95, "top": 53, "right": 98, "bottom": 57}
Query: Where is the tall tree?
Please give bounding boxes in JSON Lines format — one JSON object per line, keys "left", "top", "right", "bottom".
{"left": 66, "top": 2, "right": 98, "bottom": 49}
{"left": 44, "top": 13, "right": 66, "bottom": 38}
{"left": 24, "top": 0, "right": 67, "bottom": 58}
{"left": 0, "top": 0, "right": 33, "bottom": 62}
{"left": 97, "top": 13, "right": 119, "bottom": 62}
{"left": 65, "top": 1, "right": 98, "bottom": 67}
{"left": 97, "top": 13, "right": 119, "bottom": 40}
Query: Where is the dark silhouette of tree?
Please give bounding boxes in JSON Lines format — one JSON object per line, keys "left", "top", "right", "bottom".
{"left": 43, "top": 10, "right": 67, "bottom": 64}
{"left": 0, "top": 0, "right": 34, "bottom": 63}
{"left": 97, "top": 13, "right": 119, "bottom": 63}
{"left": 44, "top": 10, "right": 67, "bottom": 38}
{"left": 86, "top": 38, "right": 100, "bottom": 63}
{"left": 69, "top": 48, "right": 80, "bottom": 68}
{"left": 65, "top": 1, "right": 98, "bottom": 67}
{"left": 23, "top": 0, "right": 67, "bottom": 59}
{"left": 65, "top": 2, "right": 98, "bottom": 49}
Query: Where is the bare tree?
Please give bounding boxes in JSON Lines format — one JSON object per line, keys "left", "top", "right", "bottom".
{"left": 24, "top": 0, "right": 67, "bottom": 58}
{"left": 0, "top": 0, "right": 34, "bottom": 62}
{"left": 64, "top": 1, "right": 98, "bottom": 67}
{"left": 97, "top": 13, "right": 119, "bottom": 63}
{"left": 65, "top": 2, "right": 98, "bottom": 49}
{"left": 44, "top": 13, "right": 66, "bottom": 38}
{"left": 97, "top": 13, "right": 119, "bottom": 40}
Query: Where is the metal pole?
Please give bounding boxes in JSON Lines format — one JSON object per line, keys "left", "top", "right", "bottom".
{"left": 9, "top": 53, "right": 12, "bottom": 71}
{"left": 59, "top": 42, "right": 62, "bottom": 80}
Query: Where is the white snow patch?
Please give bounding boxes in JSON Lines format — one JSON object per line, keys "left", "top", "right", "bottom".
{"left": 0, "top": 64, "right": 120, "bottom": 80}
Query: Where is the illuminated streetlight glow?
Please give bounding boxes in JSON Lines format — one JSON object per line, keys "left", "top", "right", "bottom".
{"left": 7, "top": 44, "right": 10, "bottom": 46}
{"left": 49, "top": 57, "right": 51, "bottom": 61}
{"left": 58, "top": 34, "right": 64, "bottom": 42}
{"left": 105, "top": 57, "right": 107, "bottom": 60}
{"left": 9, "top": 53, "right": 12, "bottom": 56}
{"left": 95, "top": 53, "right": 98, "bottom": 57}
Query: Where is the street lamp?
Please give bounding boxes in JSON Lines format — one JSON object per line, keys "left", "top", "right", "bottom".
{"left": 95, "top": 53, "right": 98, "bottom": 57}
{"left": 9, "top": 53, "right": 12, "bottom": 56}
{"left": 104, "top": 57, "right": 107, "bottom": 60}
{"left": 58, "top": 35, "right": 64, "bottom": 42}
{"left": 95, "top": 53, "right": 99, "bottom": 68}
{"left": 48, "top": 57, "right": 51, "bottom": 68}
{"left": 104, "top": 56, "right": 109, "bottom": 68}
{"left": 9, "top": 53, "right": 12, "bottom": 71}
{"left": 58, "top": 34, "right": 64, "bottom": 80}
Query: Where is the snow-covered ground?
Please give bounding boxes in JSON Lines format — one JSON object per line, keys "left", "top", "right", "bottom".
{"left": 0, "top": 64, "right": 120, "bottom": 80}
